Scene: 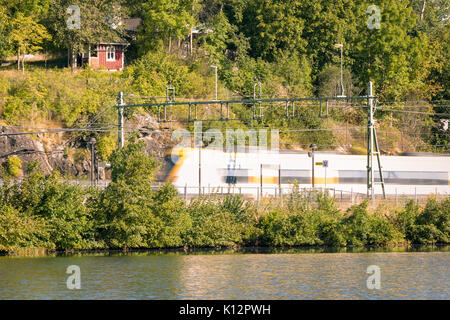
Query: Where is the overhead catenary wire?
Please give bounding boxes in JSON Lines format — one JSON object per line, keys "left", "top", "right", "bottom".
{"left": 5, "top": 124, "right": 118, "bottom": 130}
{"left": 0, "top": 128, "right": 130, "bottom": 137}
{"left": 378, "top": 110, "right": 450, "bottom": 117}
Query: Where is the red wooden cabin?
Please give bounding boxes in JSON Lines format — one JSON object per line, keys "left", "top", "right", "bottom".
{"left": 78, "top": 18, "right": 140, "bottom": 71}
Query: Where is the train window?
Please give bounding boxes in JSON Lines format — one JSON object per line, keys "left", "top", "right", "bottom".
{"left": 226, "top": 175, "right": 237, "bottom": 185}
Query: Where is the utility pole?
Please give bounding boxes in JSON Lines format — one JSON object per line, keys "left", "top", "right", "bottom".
{"left": 260, "top": 164, "right": 263, "bottom": 199}
{"left": 89, "top": 137, "right": 97, "bottom": 186}
{"left": 334, "top": 44, "right": 345, "bottom": 97}
{"left": 253, "top": 77, "right": 262, "bottom": 119}
{"left": 198, "top": 146, "right": 201, "bottom": 196}
{"left": 166, "top": 82, "right": 175, "bottom": 122}
{"left": 166, "top": 82, "right": 175, "bottom": 102}
{"left": 366, "top": 82, "right": 386, "bottom": 201}
{"left": 117, "top": 92, "right": 124, "bottom": 148}
{"left": 308, "top": 144, "right": 317, "bottom": 189}
{"left": 195, "top": 121, "right": 202, "bottom": 196}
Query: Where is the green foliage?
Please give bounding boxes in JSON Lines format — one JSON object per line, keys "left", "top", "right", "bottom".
{"left": 30, "top": 173, "right": 99, "bottom": 249}
{"left": 1, "top": 0, "right": 447, "bottom": 104}
{"left": 96, "top": 134, "right": 116, "bottom": 161}
{"left": 184, "top": 196, "right": 258, "bottom": 247}
{"left": 109, "top": 136, "right": 158, "bottom": 184}
{"left": 6, "top": 155, "right": 22, "bottom": 178}
{"left": 351, "top": 0, "right": 432, "bottom": 101}
{"left": 149, "top": 184, "right": 191, "bottom": 247}
{"left": 409, "top": 197, "right": 450, "bottom": 244}
{"left": 97, "top": 178, "right": 155, "bottom": 249}
{"left": 1, "top": 0, "right": 447, "bottom": 153}
{"left": 317, "top": 65, "right": 357, "bottom": 97}
{"left": 0, "top": 157, "right": 449, "bottom": 253}
{"left": 342, "top": 201, "right": 401, "bottom": 245}
{"left": 259, "top": 191, "right": 345, "bottom": 247}
{"left": 0, "top": 167, "right": 98, "bottom": 251}
{"left": 1, "top": 0, "right": 450, "bottom": 253}
{"left": 123, "top": 50, "right": 210, "bottom": 98}
{"left": 202, "top": 10, "right": 235, "bottom": 66}
{"left": 258, "top": 209, "right": 320, "bottom": 246}
{"left": 272, "top": 52, "right": 313, "bottom": 96}
{"left": 98, "top": 138, "right": 158, "bottom": 248}
{"left": 46, "top": 0, "right": 125, "bottom": 60}
{"left": 137, "top": 0, "right": 197, "bottom": 54}
{"left": 392, "top": 200, "right": 420, "bottom": 240}
{"left": 10, "top": 14, "right": 51, "bottom": 72}
{"left": 258, "top": 193, "right": 406, "bottom": 247}
{"left": 0, "top": 6, "right": 12, "bottom": 59}
{"left": 0, "top": 205, "right": 53, "bottom": 251}
{"left": 0, "top": 69, "right": 124, "bottom": 126}
{"left": 239, "top": 0, "right": 306, "bottom": 62}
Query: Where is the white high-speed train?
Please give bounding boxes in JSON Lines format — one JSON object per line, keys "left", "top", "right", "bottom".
{"left": 162, "top": 147, "right": 450, "bottom": 197}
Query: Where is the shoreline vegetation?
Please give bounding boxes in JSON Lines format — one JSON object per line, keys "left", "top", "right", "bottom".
{"left": 2, "top": 244, "right": 449, "bottom": 258}
{"left": 1, "top": 139, "right": 449, "bottom": 256}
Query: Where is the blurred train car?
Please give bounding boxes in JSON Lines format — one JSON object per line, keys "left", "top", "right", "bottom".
{"left": 162, "top": 147, "right": 450, "bottom": 197}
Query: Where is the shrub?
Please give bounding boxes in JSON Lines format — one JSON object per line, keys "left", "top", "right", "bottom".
{"left": 1, "top": 167, "right": 99, "bottom": 250}
{"left": 259, "top": 190, "right": 346, "bottom": 247}
{"left": 258, "top": 209, "right": 321, "bottom": 246}
{"left": 342, "top": 201, "right": 401, "bottom": 246}
{"left": 97, "top": 179, "right": 156, "bottom": 249}
{"left": 185, "top": 196, "right": 258, "bottom": 247}
{"left": 0, "top": 204, "right": 53, "bottom": 251}
{"left": 31, "top": 174, "right": 99, "bottom": 250}
{"left": 96, "top": 134, "right": 116, "bottom": 161}
{"left": 408, "top": 198, "right": 450, "bottom": 244}
{"left": 98, "top": 138, "right": 158, "bottom": 249}
{"left": 6, "top": 155, "right": 22, "bottom": 177}
{"left": 123, "top": 50, "right": 210, "bottom": 98}
{"left": 392, "top": 200, "right": 419, "bottom": 241}
{"left": 148, "top": 183, "right": 191, "bottom": 248}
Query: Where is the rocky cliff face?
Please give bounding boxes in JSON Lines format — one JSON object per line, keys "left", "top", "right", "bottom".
{"left": 0, "top": 126, "right": 54, "bottom": 174}
{"left": 132, "top": 114, "right": 176, "bottom": 181}
{"left": 0, "top": 115, "right": 175, "bottom": 180}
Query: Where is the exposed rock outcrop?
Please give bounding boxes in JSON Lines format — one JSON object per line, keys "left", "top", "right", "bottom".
{"left": 1, "top": 113, "right": 174, "bottom": 180}
{"left": 133, "top": 114, "right": 176, "bottom": 180}
{"left": 0, "top": 126, "right": 53, "bottom": 174}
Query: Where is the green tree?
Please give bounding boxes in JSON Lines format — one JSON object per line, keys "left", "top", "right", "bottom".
{"left": 316, "top": 65, "right": 357, "bottom": 97}
{"left": 238, "top": 0, "right": 306, "bottom": 62}
{"left": 297, "top": 0, "right": 359, "bottom": 77}
{"left": 411, "top": 0, "right": 450, "bottom": 36}
{"left": 47, "top": 0, "right": 125, "bottom": 70}
{"left": 0, "top": 0, "right": 51, "bottom": 18}
{"left": 351, "top": 0, "right": 430, "bottom": 100}
{"left": 0, "top": 7, "right": 12, "bottom": 60}
{"left": 31, "top": 173, "right": 99, "bottom": 250}
{"left": 137, "top": 0, "right": 197, "bottom": 54}
{"left": 97, "top": 137, "right": 159, "bottom": 249}
{"left": 202, "top": 9, "right": 235, "bottom": 66}
{"left": 9, "top": 14, "right": 51, "bottom": 73}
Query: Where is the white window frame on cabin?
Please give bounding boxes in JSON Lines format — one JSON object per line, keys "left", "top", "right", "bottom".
{"left": 106, "top": 46, "right": 116, "bottom": 61}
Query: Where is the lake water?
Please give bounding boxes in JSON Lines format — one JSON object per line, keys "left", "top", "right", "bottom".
{"left": 0, "top": 247, "right": 449, "bottom": 300}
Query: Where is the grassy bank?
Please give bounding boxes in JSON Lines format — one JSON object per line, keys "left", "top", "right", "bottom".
{"left": 1, "top": 139, "right": 448, "bottom": 254}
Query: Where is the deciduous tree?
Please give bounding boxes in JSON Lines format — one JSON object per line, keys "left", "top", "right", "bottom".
{"left": 9, "top": 14, "right": 51, "bottom": 73}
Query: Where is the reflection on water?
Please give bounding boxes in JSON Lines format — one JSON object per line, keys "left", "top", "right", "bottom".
{"left": 0, "top": 247, "right": 449, "bottom": 299}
